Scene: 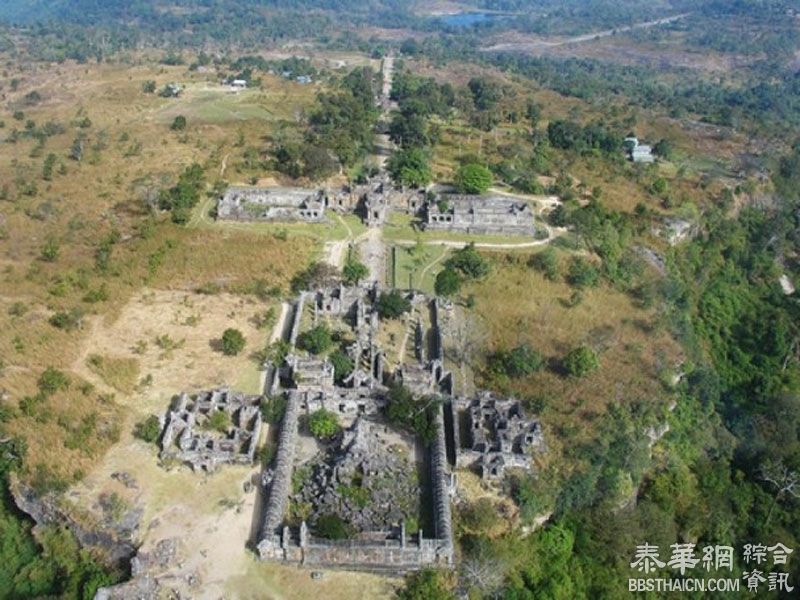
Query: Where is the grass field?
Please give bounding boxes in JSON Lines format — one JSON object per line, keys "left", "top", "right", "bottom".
{"left": 390, "top": 242, "right": 450, "bottom": 293}
{"left": 190, "top": 195, "right": 367, "bottom": 246}
{"left": 383, "top": 212, "right": 546, "bottom": 246}
{"left": 463, "top": 250, "right": 683, "bottom": 468}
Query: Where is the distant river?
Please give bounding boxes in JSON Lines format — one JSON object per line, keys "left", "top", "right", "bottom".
{"left": 438, "top": 12, "right": 507, "bottom": 27}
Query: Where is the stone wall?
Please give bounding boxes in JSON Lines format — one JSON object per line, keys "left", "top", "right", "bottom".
{"left": 259, "top": 527, "right": 451, "bottom": 574}
{"left": 430, "top": 404, "right": 454, "bottom": 557}
{"left": 258, "top": 393, "right": 301, "bottom": 546}
{"left": 217, "top": 187, "right": 327, "bottom": 222}
{"left": 424, "top": 194, "right": 536, "bottom": 236}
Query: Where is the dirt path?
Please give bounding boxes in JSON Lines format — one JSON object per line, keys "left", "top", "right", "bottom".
{"left": 416, "top": 245, "right": 448, "bottom": 288}
{"left": 391, "top": 230, "right": 564, "bottom": 250}
{"left": 220, "top": 152, "right": 230, "bottom": 178}
{"left": 323, "top": 215, "right": 356, "bottom": 268}
{"left": 360, "top": 227, "right": 386, "bottom": 284}
{"left": 482, "top": 13, "right": 689, "bottom": 52}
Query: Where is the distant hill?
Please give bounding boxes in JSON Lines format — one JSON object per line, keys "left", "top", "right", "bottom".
{"left": 0, "top": 0, "right": 409, "bottom": 25}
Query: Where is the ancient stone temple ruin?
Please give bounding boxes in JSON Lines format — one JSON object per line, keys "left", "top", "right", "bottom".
{"left": 256, "top": 284, "right": 455, "bottom": 572}
{"left": 423, "top": 194, "right": 536, "bottom": 236}
{"left": 160, "top": 389, "right": 263, "bottom": 471}
{"left": 216, "top": 187, "right": 327, "bottom": 222}
{"left": 291, "top": 417, "right": 421, "bottom": 532}
{"left": 155, "top": 285, "right": 543, "bottom": 575}
{"left": 217, "top": 174, "right": 540, "bottom": 237}
{"left": 451, "top": 392, "right": 545, "bottom": 480}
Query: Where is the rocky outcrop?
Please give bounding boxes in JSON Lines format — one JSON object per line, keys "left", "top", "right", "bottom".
{"left": 11, "top": 478, "right": 136, "bottom": 567}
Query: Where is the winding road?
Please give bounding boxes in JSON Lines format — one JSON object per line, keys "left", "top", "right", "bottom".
{"left": 481, "top": 13, "right": 689, "bottom": 53}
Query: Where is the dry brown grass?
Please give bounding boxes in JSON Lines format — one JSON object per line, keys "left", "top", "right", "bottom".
{"left": 0, "top": 56, "right": 317, "bottom": 492}
{"left": 86, "top": 354, "right": 141, "bottom": 394}
{"left": 463, "top": 251, "right": 682, "bottom": 467}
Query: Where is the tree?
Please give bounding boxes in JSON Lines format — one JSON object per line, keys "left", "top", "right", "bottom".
{"left": 141, "top": 80, "right": 156, "bottom": 94}
{"left": 567, "top": 257, "right": 600, "bottom": 288}
{"left": 307, "top": 409, "right": 341, "bottom": 439}
{"left": 455, "top": 163, "right": 492, "bottom": 195}
{"left": 376, "top": 290, "right": 411, "bottom": 319}
{"left": 220, "top": 328, "right": 246, "bottom": 356}
{"left": 759, "top": 460, "right": 799, "bottom": 526}
{"left": 385, "top": 385, "right": 439, "bottom": 443}
{"left": 563, "top": 346, "right": 599, "bottom": 378}
{"left": 314, "top": 513, "right": 352, "bottom": 540}
{"left": 398, "top": 569, "right": 455, "bottom": 600}
{"left": 651, "top": 177, "right": 669, "bottom": 196}
{"left": 298, "top": 324, "right": 333, "bottom": 354}
{"left": 387, "top": 147, "right": 432, "bottom": 188}
{"left": 291, "top": 262, "right": 341, "bottom": 293}
{"left": 446, "top": 243, "right": 490, "bottom": 279}
{"left": 435, "top": 267, "right": 461, "bottom": 297}
{"left": 489, "top": 344, "right": 545, "bottom": 379}
{"left": 134, "top": 415, "right": 161, "bottom": 443}
{"left": 158, "top": 163, "right": 205, "bottom": 224}
{"left": 301, "top": 145, "right": 338, "bottom": 180}
{"left": 342, "top": 257, "right": 369, "bottom": 284}
{"left": 653, "top": 139, "right": 673, "bottom": 159}
{"left": 526, "top": 101, "right": 542, "bottom": 130}
{"left": 329, "top": 350, "right": 354, "bottom": 384}
{"left": 529, "top": 247, "right": 559, "bottom": 281}
{"left": 170, "top": 115, "right": 187, "bottom": 131}
{"left": 468, "top": 77, "right": 501, "bottom": 111}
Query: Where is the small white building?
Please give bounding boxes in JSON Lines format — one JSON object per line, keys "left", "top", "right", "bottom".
{"left": 625, "top": 136, "right": 655, "bottom": 163}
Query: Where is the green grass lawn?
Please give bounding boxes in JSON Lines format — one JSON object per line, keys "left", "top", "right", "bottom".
{"left": 390, "top": 243, "right": 450, "bottom": 293}
{"left": 154, "top": 83, "right": 316, "bottom": 125}
{"left": 382, "top": 212, "right": 543, "bottom": 246}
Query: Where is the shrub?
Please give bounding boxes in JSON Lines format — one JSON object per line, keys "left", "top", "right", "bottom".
{"left": 563, "top": 346, "right": 599, "bottom": 378}
{"left": 398, "top": 569, "right": 455, "bottom": 600}
{"left": 567, "top": 256, "right": 600, "bottom": 288}
{"left": 342, "top": 257, "right": 369, "bottom": 284}
{"left": 329, "top": 350, "right": 354, "bottom": 384}
{"left": 49, "top": 309, "right": 84, "bottom": 331}
{"left": 40, "top": 238, "right": 60, "bottom": 262}
{"left": 38, "top": 367, "right": 70, "bottom": 396}
{"left": 8, "top": 301, "right": 28, "bottom": 317}
{"left": 307, "top": 409, "right": 341, "bottom": 439}
{"left": 529, "top": 247, "right": 559, "bottom": 281}
{"left": 260, "top": 396, "right": 288, "bottom": 424}
{"left": 220, "top": 328, "right": 246, "bottom": 356}
{"left": 376, "top": 290, "right": 411, "bottom": 319}
{"left": 434, "top": 267, "right": 461, "bottom": 297}
{"left": 205, "top": 410, "right": 231, "bottom": 433}
{"left": 290, "top": 262, "right": 341, "bottom": 293}
{"left": 170, "top": 115, "right": 187, "bottom": 131}
{"left": 314, "top": 513, "right": 353, "bottom": 540}
{"left": 488, "top": 344, "right": 544, "bottom": 379}
{"left": 385, "top": 384, "right": 439, "bottom": 443}
{"left": 134, "top": 415, "right": 161, "bottom": 444}
{"left": 298, "top": 324, "right": 333, "bottom": 355}
{"left": 455, "top": 163, "right": 493, "bottom": 194}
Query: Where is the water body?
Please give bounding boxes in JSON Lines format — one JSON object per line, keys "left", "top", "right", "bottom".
{"left": 438, "top": 12, "right": 506, "bottom": 28}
